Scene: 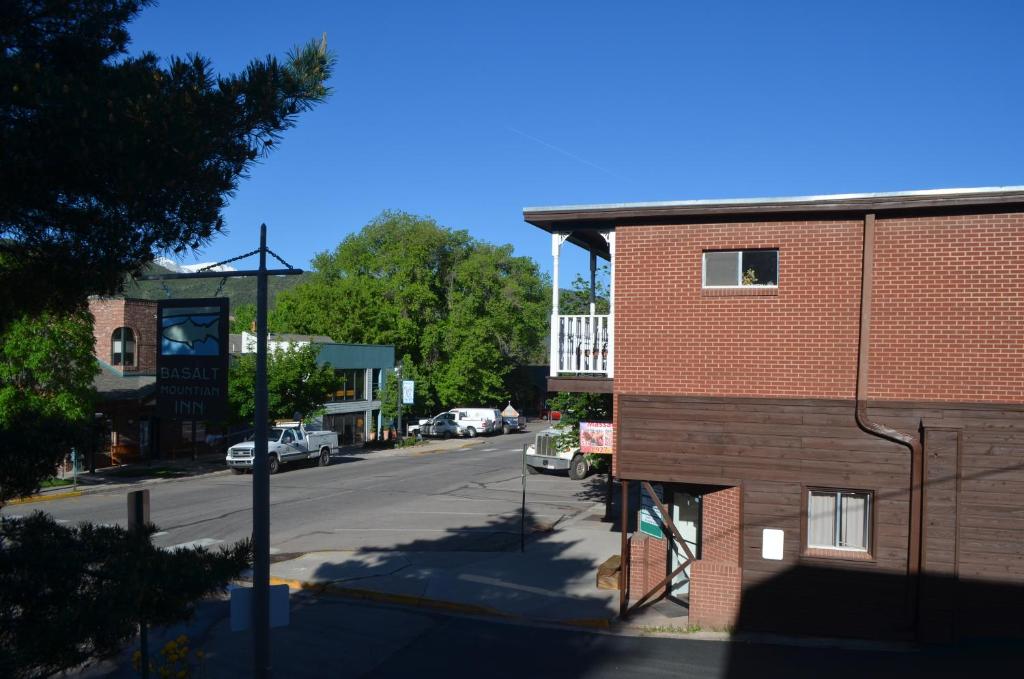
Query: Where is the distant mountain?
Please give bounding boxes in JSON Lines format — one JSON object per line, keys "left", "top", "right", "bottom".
{"left": 122, "top": 262, "right": 311, "bottom": 311}
{"left": 152, "top": 256, "right": 238, "bottom": 274}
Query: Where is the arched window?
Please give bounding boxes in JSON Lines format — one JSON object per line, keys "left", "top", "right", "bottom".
{"left": 111, "top": 327, "right": 136, "bottom": 366}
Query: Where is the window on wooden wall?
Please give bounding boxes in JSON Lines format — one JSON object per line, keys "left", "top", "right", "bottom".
{"left": 702, "top": 249, "right": 778, "bottom": 287}
{"left": 807, "top": 489, "right": 872, "bottom": 552}
{"left": 111, "top": 327, "right": 136, "bottom": 366}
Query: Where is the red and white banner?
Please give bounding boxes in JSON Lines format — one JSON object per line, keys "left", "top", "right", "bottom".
{"left": 579, "top": 421, "right": 613, "bottom": 454}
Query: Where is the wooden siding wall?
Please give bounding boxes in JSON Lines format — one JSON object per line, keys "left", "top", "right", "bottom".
{"left": 617, "top": 394, "right": 1024, "bottom": 640}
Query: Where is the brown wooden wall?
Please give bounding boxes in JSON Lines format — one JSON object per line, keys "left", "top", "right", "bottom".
{"left": 616, "top": 394, "right": 1024, "bottom": 640}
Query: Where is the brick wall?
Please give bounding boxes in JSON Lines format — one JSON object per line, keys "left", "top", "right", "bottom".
{"left": 688, "top": 485, "right": 742, "bottom": 629}
{"left": 701, "top": 486, "right": 741, "bottom": 564}
{"left": 89, "top": 297, "right": 157, "bottom": 374}
{"left": 613, "top": 212, "right": 1024, "bottom": 403}
{"left": 628, "top": 533, "right": 668, "bottom": 600}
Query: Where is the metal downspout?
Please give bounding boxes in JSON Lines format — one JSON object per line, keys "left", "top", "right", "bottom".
{"left": 854, "top": 213, "right": 924, "bottom": 631}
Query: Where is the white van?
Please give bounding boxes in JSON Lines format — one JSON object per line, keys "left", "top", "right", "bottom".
{"left": 449, "top": 408, "right": 503, "bottom": 437}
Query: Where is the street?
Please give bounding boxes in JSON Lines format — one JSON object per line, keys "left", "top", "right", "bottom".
{"left": 3, "top": 432, "right": 596, "bottom": 555}
{"left": 6, "top": 436, "right": 1021, "bottom": 677}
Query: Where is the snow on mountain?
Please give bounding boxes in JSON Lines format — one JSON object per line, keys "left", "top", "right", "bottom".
{"left": 153, "top": 256, "right": 236, "bottom": 273}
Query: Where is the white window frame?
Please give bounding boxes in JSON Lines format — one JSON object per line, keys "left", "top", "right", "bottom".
{"left": 807, "top": 489, "right": 872, "bottom": 552}
{"left": 701, "top": 249, "right": 779, "bottom": 288}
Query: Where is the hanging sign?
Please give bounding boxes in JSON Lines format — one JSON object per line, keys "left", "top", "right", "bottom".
{"left": 401, "top": 380, "right": 415, "bottom": 405}
{"left": 156, "top": 298, "right": 229, "bottom": 420}
{"left": 579, "top": 421, "right": 613, "bottom": 454}
{"left": 639, "top": 482, "right": 666, "bottom": 539}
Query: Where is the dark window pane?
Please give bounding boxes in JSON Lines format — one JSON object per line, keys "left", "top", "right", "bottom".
{"left": 741, "top": 250, "right": 778, "bottom": 286}
{"left": 355, "top": 369, "right": 365, "bottom": 400}
{"left": 704, "top": 251, "right": 738, "bottom": 286}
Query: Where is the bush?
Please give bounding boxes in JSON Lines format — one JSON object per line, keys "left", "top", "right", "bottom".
{"left": 0, "top": 513, "right": 250, "bottom": 678}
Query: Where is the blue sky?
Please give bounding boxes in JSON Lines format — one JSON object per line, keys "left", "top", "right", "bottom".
{"left": 129, "top": 1, "right": 1024, "bottom": 279}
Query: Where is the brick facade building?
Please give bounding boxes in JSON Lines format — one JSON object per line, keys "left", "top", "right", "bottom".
{"left": 525, "top": 187, "right": 1024, "bottom": 641}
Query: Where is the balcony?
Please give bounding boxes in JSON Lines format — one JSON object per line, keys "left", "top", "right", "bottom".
{"left": 545, "top": 230, "right": 615, "bottom": 393}
{"left": 553, "top": 314, "right": 610, "bottom": 374}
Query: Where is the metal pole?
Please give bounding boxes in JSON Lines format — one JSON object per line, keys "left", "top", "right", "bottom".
{"left": 521, "top": 443, "right": 527, "bottom": 553}
{"left": 252, "top": 224, "right": 271, "bottom": 678}
{"left": 396, "top": 363, "right": 402, "bottom": 440}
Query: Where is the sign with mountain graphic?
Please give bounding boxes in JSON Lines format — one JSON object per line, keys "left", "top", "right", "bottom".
{"left": 156, "top": 298, "right": 229, "bottom": 420}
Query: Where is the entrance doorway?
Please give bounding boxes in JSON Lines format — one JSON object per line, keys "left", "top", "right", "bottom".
{"left": 669, "top": 491, "right": 701, "bottom": 598}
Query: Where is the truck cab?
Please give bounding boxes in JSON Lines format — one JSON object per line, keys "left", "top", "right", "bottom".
{"left": 524, "top": 428, "right": 591, "bottom": 480}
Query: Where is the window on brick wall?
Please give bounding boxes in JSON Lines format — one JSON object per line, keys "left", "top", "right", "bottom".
{"left": 702, "top": 249, "right": 778, "bottom": 287}
{"left": 807, "top": 489, "right": 871, "bottom": 552}
{"left": 111, "top": 327, "right": 136, "bottom": 366}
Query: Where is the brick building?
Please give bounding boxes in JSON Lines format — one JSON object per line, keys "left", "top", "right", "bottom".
{"left": 89, "top": 297, "right": 218, "bottom": 464}
{"left": 525, "top": 186, "right": 1024, "bottom": 641}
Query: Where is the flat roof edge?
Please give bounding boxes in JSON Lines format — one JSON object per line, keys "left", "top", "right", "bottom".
{"left": 523, "top": 185, "right": 1024, "bottom": 219}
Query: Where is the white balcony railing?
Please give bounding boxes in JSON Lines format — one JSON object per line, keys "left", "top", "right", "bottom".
{"left": 552, "top": 314, "right": 611, "bottom": 375}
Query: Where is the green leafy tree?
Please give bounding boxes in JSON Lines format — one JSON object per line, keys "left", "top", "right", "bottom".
{"left": 0, "top": 308, "right": 98, "bottom": 503}
{"left": 230, "top": 303, "right": 256, "bottom": 334}
{"left": 0, "top": 0, "right": 335, "bottom": 327}
{"left": 228, "top": 344, "right": 341, "bottom": 425}
{"left": 559, "top": 266, "right": 610, "bottom": 315}
{"left": 271, "top": 211, "right": 549, "bottom": 409}
{"left": 0, "top": 513, "right": 250, "bottom": 678}
{"left": 548, "top": 391, "right": 613, "bottom": 471}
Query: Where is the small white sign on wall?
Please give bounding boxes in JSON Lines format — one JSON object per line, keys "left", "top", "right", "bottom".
{"left": 762, "top": 528, "right": 784, "bottom": 560}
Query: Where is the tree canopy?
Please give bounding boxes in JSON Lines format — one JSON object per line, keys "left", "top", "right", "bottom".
{"left": 0, "top": 0, "right": 335, "bottom": 327}
{"left": 228, "top": 344, "right": 341, "bottom": 425}
{"left": 0, "top": 309, "right": 98, "bottom": 502}
{"left": 270, "top": 211, "right": 549, "bottom": 411}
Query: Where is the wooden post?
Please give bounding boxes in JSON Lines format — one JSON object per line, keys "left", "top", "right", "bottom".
{"left": 619, "top": 479, "right": 629, "bottom": 618}
{"left": 128, "top": 489, "right": 150, "bottom": 679}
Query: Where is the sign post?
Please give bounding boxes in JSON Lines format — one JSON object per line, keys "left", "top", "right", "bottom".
{"left": 138, "top": 224, "right": 302, "bottom": 679}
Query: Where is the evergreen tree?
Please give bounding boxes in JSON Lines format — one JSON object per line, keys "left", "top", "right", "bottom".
{"left": 0, "top": 0, "right": 335, "bottom": 327}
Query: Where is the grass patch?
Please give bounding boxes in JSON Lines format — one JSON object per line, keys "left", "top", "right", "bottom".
{"left": 40, "top": 477, "right": 75, "bottom": 488}
{"left": 639, "top": 624, "right": 704, "bottom": 635}
{"left": 105, "top": 466, "right": 190, "bottom": 479}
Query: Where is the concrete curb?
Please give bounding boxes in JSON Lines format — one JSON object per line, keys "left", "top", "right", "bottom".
{"left": 5, "top": 489, "right": 84, "bottom": 505}
{"left": 267, "top": 576, "right": 613, "bottom": 631}
{"left": 4, "top": 468, "right": 234, "bottom": 505}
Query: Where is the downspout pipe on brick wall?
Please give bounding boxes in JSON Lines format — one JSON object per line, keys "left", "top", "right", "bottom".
{"left": 855, "top": 213, "right": 924, "bottom": 628}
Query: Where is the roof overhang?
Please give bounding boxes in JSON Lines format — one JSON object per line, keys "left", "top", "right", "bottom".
{"left": 524, "top": 186, "right": 1024, "bottom": 237}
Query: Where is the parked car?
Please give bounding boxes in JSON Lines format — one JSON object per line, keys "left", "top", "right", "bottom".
{"left": 421, "top": 412, "right": 461, "bottom": 438}
{"left": 449, "top": 408, "right": 503, "bottom": 437}
{"left": 225, "top": 422, "right": 338, "bottom": 474}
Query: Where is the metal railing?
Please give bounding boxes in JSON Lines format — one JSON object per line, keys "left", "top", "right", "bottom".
{"left": 553, "top": 314, "right": 611, "bottom": 375}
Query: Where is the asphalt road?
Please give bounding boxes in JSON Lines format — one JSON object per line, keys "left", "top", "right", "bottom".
{"left": 3, "top": 432, "right": 603, "bottom": 555}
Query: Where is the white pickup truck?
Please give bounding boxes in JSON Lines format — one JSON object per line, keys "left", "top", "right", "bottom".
{"left": 226, "top": 422, "right": 339, "bottom": 474}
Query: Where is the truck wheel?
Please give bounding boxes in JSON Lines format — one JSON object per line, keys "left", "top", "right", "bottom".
{"left": 569, "top": 454, "right": 589, "bottom": 480}
{"left": 502, "top": 424, "right": 511, "bottom": 435}
{"left": 442, "top": 431, "right": 451, "bottom": 440}
{"left": 268, "top": 454, "right": 280, "bottom": 475}
{"left": 465, "top": 427, "right": 477, "bottom": 438}
{"left": 527, "top": 464, "right": 541, "bottom": 475}
{"left": 318, "top": 447, "right": 331, "bottom": 467}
